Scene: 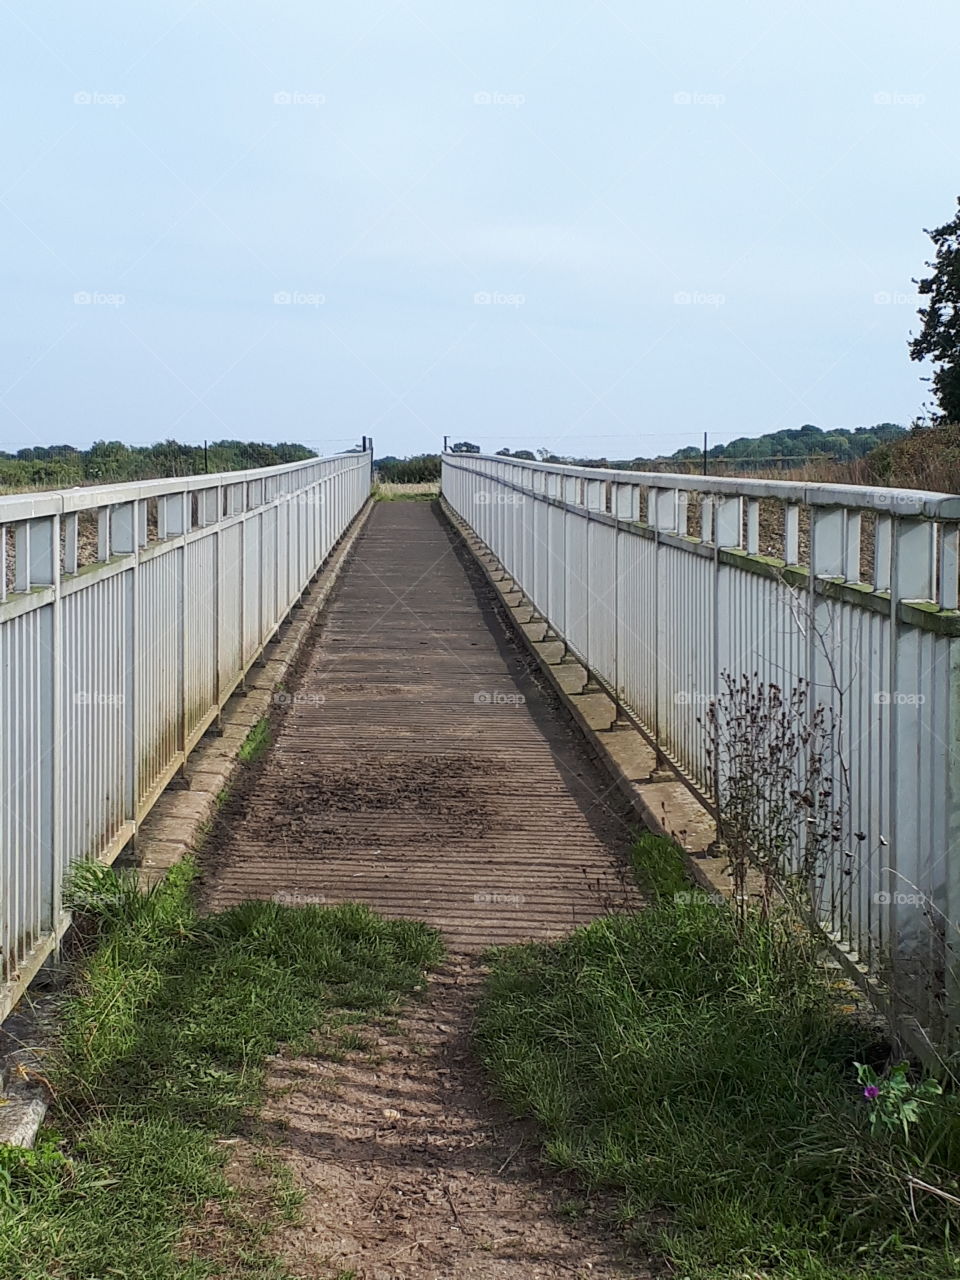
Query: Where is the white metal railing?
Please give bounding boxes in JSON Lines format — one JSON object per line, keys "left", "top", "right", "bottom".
{"left": 443, "top": 451, "right": 960, "bottom": 1046}
{"left": 0, "top": 449, "right": 371, "bottom": 1018}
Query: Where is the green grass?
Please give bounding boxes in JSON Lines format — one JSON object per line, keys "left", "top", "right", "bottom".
{"left": 1, "top": 860, "right": 442, "bottom": 1280}
{"left": 238, "top": 716, "right": 270, "bottom": 763}
{"left": 628, "top": 830, "right": 691, "bottom": 899}
{"left": 476, "top": 836, "right": 960, "bottom": 1280}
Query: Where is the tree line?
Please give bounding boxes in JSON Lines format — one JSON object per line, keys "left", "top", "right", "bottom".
{"left": 0, "top": 439, "right": 316, "bottom": 488}
{"left": 386, "top": 424, "right": 905, "bottom": 474}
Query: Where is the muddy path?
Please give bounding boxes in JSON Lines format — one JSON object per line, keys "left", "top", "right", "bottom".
{"left": 254, "top": 958, "right": 647, "bottom": 1280}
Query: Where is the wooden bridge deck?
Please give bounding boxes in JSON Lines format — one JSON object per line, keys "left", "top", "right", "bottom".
{"left": 201, "top": 501, "right": 638, "bottom": 950}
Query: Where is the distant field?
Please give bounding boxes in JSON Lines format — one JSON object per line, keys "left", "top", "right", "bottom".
{"left": 375, "top": 480, "right": 440, "bottom": 499}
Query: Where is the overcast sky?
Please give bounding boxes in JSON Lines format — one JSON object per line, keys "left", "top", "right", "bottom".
{"left": 1, "top": 1, "right": 957, "bottom": 460}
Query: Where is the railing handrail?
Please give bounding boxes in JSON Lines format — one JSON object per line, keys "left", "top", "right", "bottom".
{"left": 443, "top": 451, "right": 960, "bottom": 519}
{"left": 442, "top": 451, "right": 960, "bottom": 1047}
{"left": 0, "top": 450, "right": 369, "bottom": 522}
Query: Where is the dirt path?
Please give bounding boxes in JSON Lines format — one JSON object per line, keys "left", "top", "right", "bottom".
{"left": 257, "top": 958, "right": 645, "bottom": 1280}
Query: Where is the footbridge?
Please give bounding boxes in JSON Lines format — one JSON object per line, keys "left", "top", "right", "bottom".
{"left": 2, "top": 448, "right": 960, "bottom": 1046}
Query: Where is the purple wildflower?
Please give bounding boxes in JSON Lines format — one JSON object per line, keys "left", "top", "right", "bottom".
{"left": 863, "top": 1084, "right": 880, "bottom": 1101}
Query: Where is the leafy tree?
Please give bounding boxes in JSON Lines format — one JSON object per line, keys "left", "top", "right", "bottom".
{"left": 450, "top": 441, "right": 480, "bottom": 453}
{"left": 910, "top": 197, "right": 960, "bottom": 422}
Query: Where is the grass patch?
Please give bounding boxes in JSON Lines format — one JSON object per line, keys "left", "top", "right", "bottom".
{"left": 476, "top": 873, "right": 960, "bottom": 1279}
{"left": 238, "top": 716, "right": 269, "bottom": 763}
{"left": 630, "top": 830, "right": 691, "bottom": 899}
{"left": 1, "top": 861, "right": 442, "bottom": 1279}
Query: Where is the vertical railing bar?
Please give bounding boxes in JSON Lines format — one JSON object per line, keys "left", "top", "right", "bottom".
{"left": 784, "top": 504, "right": 800, "bottom": 566}
{"left": 14, "top": 523, "right": 30, "bottom": 593}
{"left": 844, "top": 511, "right": 862, "bottom": 583}
{"left": 64, "top": 513, "right": 78, "bottom": 575}
{"left": 940, "top": 523, "right": 959, "bottom": 611}
{"left": 746, "top": 499, "right": 760, "bottom": 555}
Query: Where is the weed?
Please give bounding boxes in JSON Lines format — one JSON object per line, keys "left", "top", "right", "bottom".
{"left": 856, "top": 1060, "right": 944, "bottom": 1141}
{"left": 705, "top": 672, "right": 843, "bottom": 918}
{"left": 556, "top": 1197, "right": 588, "bottom": 1220}
{"left": 336, "top": 1030, "right": 374, "bottom": 1054}
{"left": 238, "top": 717, "right": 270, "bottom": 763}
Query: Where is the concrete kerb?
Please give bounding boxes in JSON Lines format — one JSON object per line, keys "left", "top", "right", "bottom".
{"left": 135, "top": 495, "right": 376, "bottom": 885}
{"left": 0, "top": 496, "right": 375, "bottom": 1150}
{"left": 438, "top": 496, "right": 728, "bottom": 900}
